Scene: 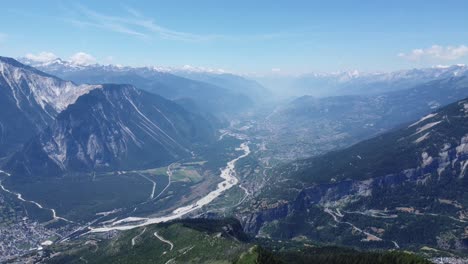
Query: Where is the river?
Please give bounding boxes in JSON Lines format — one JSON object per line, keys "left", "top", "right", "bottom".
{"left": 90, "top": 142, "right": 250, "bottom": 232}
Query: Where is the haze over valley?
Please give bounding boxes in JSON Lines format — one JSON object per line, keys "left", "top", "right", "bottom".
{"left": 0, "top": 1, "right": 467, "bottom": 263}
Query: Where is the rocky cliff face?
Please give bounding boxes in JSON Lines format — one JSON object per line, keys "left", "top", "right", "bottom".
{"left": 5, "top": 84, "right": 215, "bottom": 177}
{"left": 0, "top": 56, "right": 99, "bottom": 158}
{"left": 241, "top": 201, "right": 290, "bottom": 234}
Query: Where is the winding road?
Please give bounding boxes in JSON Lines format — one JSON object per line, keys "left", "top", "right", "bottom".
{"left": 0, "top": 180, "right": 72, "bottom": 223}
{"left": 131, "top": 227, "right": 147, "bottom": 246}
{"left": 154, "top": 231, "right": 174, "bottom": 250}
{"left": 152, "top": 163, "right": 175, "bottom": 201}
{"left": 324, "top": 207, "right": 403, "bottom": 248}
{"left": 138, "top": 174, "right": 156, "bottom": 200}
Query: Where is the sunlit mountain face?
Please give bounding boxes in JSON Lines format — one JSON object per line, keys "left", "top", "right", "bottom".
{"left": 1, "top": 1, "right": 468, "bottom": 263}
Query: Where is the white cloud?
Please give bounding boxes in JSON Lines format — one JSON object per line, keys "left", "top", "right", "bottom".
{"left": 62, "top": 4, "right": 287, "bottom": 42}
{"left": 271, "top": 68, "right": 281, "bottom": 72}
{"left": 69, "top": 52, "right": 96, "bottom": 65}
{"left": 399, "top": 45, "right": 468, "bottom": 61}
{"left": 25, "top": 51, "right": 58, "bottom": 63}
{"left": 63, "top": 4, "right": 206, "bottom": 41}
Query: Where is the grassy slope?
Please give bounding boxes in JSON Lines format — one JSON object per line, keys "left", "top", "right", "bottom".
{"left": 39, "top": 219, "right": 431, "bottom": 264}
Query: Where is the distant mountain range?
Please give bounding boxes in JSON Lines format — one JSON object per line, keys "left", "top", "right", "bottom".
{"left": 256, "top": 64, "right": 468, "bottom": 98}
{"left": 19, "top": 57, "right": 268, "bottom": 116}
{"left": 301, "top": 65, "right": 468, "bottom": 96}
{"left": 172, "top": 70, "right": 270, "bottom": 102}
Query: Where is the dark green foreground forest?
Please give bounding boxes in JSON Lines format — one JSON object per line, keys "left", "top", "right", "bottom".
{"left": 19, "top": 218, "right": 431, "bottom": 264}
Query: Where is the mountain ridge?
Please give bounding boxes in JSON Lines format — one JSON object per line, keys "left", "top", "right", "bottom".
{"left": 18, "top": 56, "right": 262, "bottom": 116}
{"left": 4, "top": 83, "right": 215, "bottom": 177}
{"left": 0, "top": 56, "right": 100, "bottom": 158}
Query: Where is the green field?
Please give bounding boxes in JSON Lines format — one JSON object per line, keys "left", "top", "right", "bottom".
{"left": 170, "top": 164, "right": 204, "bottom": 183}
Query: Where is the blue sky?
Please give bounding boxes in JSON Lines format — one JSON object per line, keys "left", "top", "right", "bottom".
{"left": 2, "top": 0, "right": 468, "bottom": 74}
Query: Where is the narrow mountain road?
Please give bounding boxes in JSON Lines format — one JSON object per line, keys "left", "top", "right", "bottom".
{"left": 324, "top": 208, "right": 403, "bottom": 248}
{"left": 152, "top": 162, "right": 175, "bottom": 201}
{"left": 0, "top": 170, "right": 10, "bottom": 176}
{"left": 154, "top": 231, "right": 174, "bottom": 251}
{"left": 232, "top": 184, "right": 250, "bottom": 208}
{"left": 131, "top": 227, "right": 147, "bottom": 246}
{"left": 138, "top": 174, "right": 156, "bottom": 200}
{"left": 324, "top": 208, "right": 383, "bottom": 242}
{"left": 0, "top": 180, "right": 72, "bottom": 223}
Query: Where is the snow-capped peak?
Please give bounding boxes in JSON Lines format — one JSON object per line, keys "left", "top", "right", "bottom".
{"left": 18, "top": 56, "right": 231, "bottom": 76}
{"left": 175, "top": 64, "right": 227, "bottom": 74}
{"left": 299, "top": 64, "right": 468, "bottom": 83}
{"left": 0, "top": 57, "right": 101, "bottom": 113}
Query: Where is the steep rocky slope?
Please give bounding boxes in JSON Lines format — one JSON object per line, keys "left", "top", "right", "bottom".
{"left": 5, "top": 84, "right": 215, "bottom": 177}
{"left": 0, "top": 57, "right": 99, "bottom": 158}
